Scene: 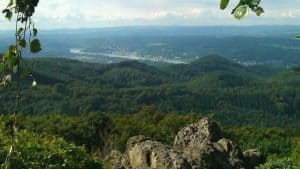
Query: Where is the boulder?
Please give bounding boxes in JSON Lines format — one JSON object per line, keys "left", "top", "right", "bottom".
{"left": 174, "top": 117, "right": 222, "bottom": 153}
{"left": 122, "top": 135, "right": 191, "bottom": 169}
{"left": 243, "top": 149, "right": 266, "bottom": 169}
{"left": 105, "top": 150, "right": 124, "bottom": 169}
{"left": 106, "top": 118, "right": 265, "bottom": 169}
{"left": 173, "top": 117, "right": 244, "bottom": 169}
{"left": 181, "top": 141, "right": 230, "bottom": 169}
{"left": 215, "top": 139, "right": 245, "bottom": 168}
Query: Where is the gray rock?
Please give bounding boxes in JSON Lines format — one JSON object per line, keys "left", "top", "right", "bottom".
{"left": 106, "top": 118, "right": 265, "bottom": 169}
{"left": 243, "top": 149, "right": 266, "bottom": 169}
{"left": 126, "top": 138, "right": 191, "bottom": 169}
{"left": 174, "top": 117, "right": 222, "bottom": 153}
{"left": 216, "top": 139, "right": 245, "bottom": 168}
{"left": 173, "top": 118, "right": 244, "bottom": 169}
{"left": 121, "top": 154, "right": 132, "bottom": 169}
{"left": 181, "top": 141, "right": 229, "bottom": 169}
{"left": 105, "top": 150, "right": 124, "bottom": 169}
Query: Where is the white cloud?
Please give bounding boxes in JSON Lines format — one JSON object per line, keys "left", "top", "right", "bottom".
{"left": 280, "top": 10, "right": 297, "bottom": 18}
{"left": 0, "top": 0, "right": 300, "bottom": 29}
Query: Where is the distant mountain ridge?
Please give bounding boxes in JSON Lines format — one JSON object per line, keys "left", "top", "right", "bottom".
{"left": 2, "top": 26, "right": 300, "bottom": 68}
{"left": 26, "top": 55, "right": 279, "bottom": 85}
{"left": 1, "top": 55, "right": 299, "bottom": 128}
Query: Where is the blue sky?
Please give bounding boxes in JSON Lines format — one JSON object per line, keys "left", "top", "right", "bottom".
{"left": 1, "top": 0, "right": 300, "bottom": 29}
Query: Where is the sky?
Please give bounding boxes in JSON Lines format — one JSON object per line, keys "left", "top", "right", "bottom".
{"left": 1, "top": 0, "right": 300, "bottom": 29}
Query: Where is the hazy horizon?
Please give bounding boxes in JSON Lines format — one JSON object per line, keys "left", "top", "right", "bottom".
{"left": 1, "top": 0, "right": 300, "bottom": 30}
{"left": 0, "top": 25, "right": 300, "bottom": 32}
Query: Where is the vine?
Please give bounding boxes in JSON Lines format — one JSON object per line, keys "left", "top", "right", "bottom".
{"left": 0, "top": 0, "right": 41, "bottom": 168}
{"left": 220, "top": 0, "right": 264, "bottom": 20}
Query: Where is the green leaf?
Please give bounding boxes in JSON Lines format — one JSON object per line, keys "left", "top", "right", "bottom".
{"left": 249, "top": 0, "right": 261, "bottom": 6}
{"left": 30, "top": 39, "right": 42, "bottom": 53}
{"left": 296, "top": 35, "right": 300, "bottom": 39}
{"left": 8, "top": 55, "right": 19, "bottom": 69}
{"left": 9, "top": 45, "right": 17, "bottom": 54}
{"left": 2, "top": 9, "right": 13, "bottom": 21}
{"left": 220, "top": 0, "right": 230, "bottom": 10}
{"left": 8, "top": 54, "right": 19, "bottom": 67}
{"left": 18, "top": 28, "right": 24, "bottom": 35}
{"left": 255, "top": 7, "right": 264, "bottom": 16}
{"left": 7, "top": 0, "right": 14, "bottom": 7}
{"left": 33, "top": 28, "right": 38, "bottom": 36}
{"left": 18, "top": 39, "right": 27, "bottom": 48}
{"left": 233, "top": 5, "right": 249, "bottom": 20}
{"left": 4, "top": 46, "right": 20, "bottom": 69}
{"left": 3, "top": 51, "right": 10, "bottom": 62}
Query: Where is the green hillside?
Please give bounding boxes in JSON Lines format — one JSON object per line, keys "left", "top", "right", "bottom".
{"left": 1, "top": 56, "right": 300, "bottom": 168}
{"left": 267, "top": 68, "right": 300, "bottom": 87}
{"left": 1, "top": 56, "right": 299, "bottom": 127}
{"left": 186, "top": 71, "right": 256, "bottom": 89}
{"left": 163, "top": 55, "right": 278, "bottom": 81}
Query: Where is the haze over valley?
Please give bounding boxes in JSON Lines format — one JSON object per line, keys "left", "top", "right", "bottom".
{"left": 2, "top": 26, "right": 300, "bottom": 67}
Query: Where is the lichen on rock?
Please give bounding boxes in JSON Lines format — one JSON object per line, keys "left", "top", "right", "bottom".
{"left": 106, "top": 117, "right": 265, "bottom": 169}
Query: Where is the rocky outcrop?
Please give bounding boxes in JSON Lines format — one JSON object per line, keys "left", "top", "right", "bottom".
{"left": 106, "top": 117, "right": 265, "bottom": 169}
{"left": 105, "top": 150, "right": 124, "bottom": 169}
{"left": 243, "top": 149, "right": 266, "bottom": 169}
{"left": 173, "top": 118, "right": 245, "bottom": 169}
{"left": 121, "top": 135, "right": 191, "bottom": 169}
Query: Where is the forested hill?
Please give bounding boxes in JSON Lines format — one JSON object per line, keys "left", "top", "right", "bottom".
{"left": 1, "top": 55, "right": 299, "bottom": 127}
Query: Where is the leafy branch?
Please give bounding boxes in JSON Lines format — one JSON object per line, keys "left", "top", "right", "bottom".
{"left": 220, "top": 0, "right": 264, "bottom": 20}
{"left": 0, "top": 0, "right": 41, "bottom": 168}
{"left": 1, "top": 0, "right": 41, "bottom": 87}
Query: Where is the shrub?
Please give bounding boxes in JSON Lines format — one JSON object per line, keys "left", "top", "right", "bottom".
{"left": 0, "top": 117, "right": 103, "bottom": 169}
{"left": 257, "top": 156, "right": 294, "bottom": 169}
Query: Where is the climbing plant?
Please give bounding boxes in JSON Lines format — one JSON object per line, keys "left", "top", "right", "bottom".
{"left": 1, "top": 0, "right": 41, "bottom": 109}
{"left": 1, "top": 0, "right": 41, "bottom": 87}
{"left": 220, "top": 0, "right": 264, "bottom": 20}
{"left": 0, "top": 0, "right": 41, "bottom": 168}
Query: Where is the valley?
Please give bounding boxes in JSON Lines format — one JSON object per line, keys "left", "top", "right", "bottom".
{"left": 2, "top": 26, "right": 300, "bottom": 67}
{"left": 1, "top": 26, "right": 300, "bottom": 168}
{"left": 1, "top": 55, "right": 299, "bottom": 127}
